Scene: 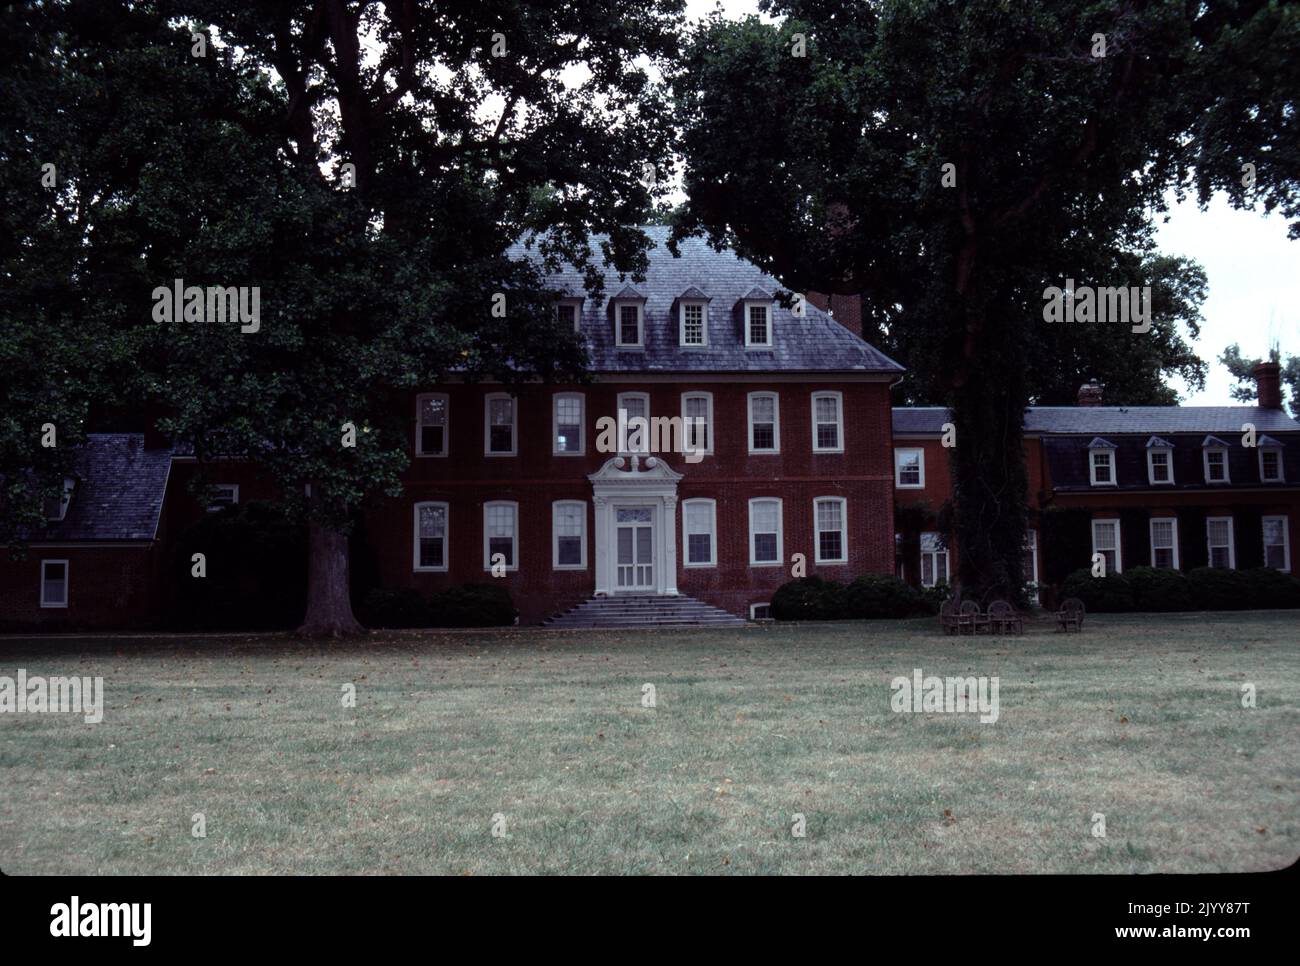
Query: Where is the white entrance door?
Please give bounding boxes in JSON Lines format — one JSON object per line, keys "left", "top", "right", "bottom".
{"left": 615, "top": 506, "right": 655, "bottom": 591}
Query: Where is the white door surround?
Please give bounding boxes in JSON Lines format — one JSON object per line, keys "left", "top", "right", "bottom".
{"left": 589, "top": 455, "right": 682, "bottom": 597}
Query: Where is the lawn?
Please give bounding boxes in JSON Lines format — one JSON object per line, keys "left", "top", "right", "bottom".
{"left": 1, "top": 611, "right": 1297, "bottom": 875}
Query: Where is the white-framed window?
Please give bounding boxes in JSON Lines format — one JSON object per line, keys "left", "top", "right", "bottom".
{"left": 1092, "top": 518, "right": 1122, "bottom": 574}
{"left": 1203, "top": 447, "right": 1229, "bottom": 483}
{"left": 814, "top": 496, "right": 847, "bottom": 563}
{"left": 553, "top": 392, "right": 584, "bottom": 455}
{"left": 44, "top": 477, "right": 75, "bottom": 521}
{"left": 1147, "top": 448, "right": 1173, "bottom": 485}
{"left": 748, "top": 497, "right": 783, "bottom": 566}
{"left": 920, "top": 532, "right": 949, "bottom": 587}
{"left": 484, "top": 393, "right": 516, "bottom": 456}
{"left": 1089, "top": 447, "right": 1116, "bottom": 486}
{"left": 40, "top": 559, "right": 68, "bottom": 608}
{"left": 416, "top": 392, "right": 449, "bottom": 457}
{"left": 681, "top": 392, "right": 713, "bottom": 456}
{"left": 747, "top": 392, "right": 780, "bottom": 453}
{"left": 682, "top": 498, "right": 717, "bottom": 567}
{"left": 679, "top": 301, "right": 708, "bottom": 346}
{"left": 1207, "top": 516, "right": 1235, "bottom": 569}
{"left": 615, "top": 302, "right": 643, "bottom": 347}
{"left": 1259, "top": 446, "right": 1284, "bottom": 482}
{"left": 483, "top": 501, "right": 519, "bottom": 571}
{"left": 811, "top": 391, "right": 844, "bottom": 453}
{"left": 749, "top": 602, "right": 772, "bottom": 621}
{"left": 744, "top": 302, "right": 772, "bottom": 347}
{"left": 207, "top": 483, "right": 240, "bottom": 512}
{"left": 557, "top": 299, "right": 583, "bottom": 333}
{"left": 894, "top": 448, "right": 924, "bottom": 488}
{"left": 552, "top": 501, "right": 586, "bottom": 570}
{"left": 1263, "top": 515, "right": 1290, "bottom": 571}
{"left": 1023, "top": 529, "right": 1039, "bottom": 600}
{"left": 1149, "top": 517, "right": 1179, "bottom": 570}
{"left": 617, "top": 391, "right": 650, "bottom": 454}
{"left": 413, "top": 501, "right": 449, "bottom": 572}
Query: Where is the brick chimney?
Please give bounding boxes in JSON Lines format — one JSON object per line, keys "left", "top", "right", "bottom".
{"left": 1077, "top": 380, "right": 1104, "bottom": 407}
{"left": 1254, "top": 361, "right": 1283, "bottom": 409}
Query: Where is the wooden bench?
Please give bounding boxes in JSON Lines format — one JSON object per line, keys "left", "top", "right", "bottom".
{"left": 1056, "top": 597, "right": 1085, "bottom": 632}
{"left": 988, "top": 600, "right": 1024, "bottom": 635}
{"left": 959, "top": 600, "right": 990, "bottom": 635}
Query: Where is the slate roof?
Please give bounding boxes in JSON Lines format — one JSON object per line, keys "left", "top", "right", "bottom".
{"left": 1042, "top": 433, "right": 1298, "bottom": 492}
{"left": 893, "top": 406, "right": 1300, "bottom": 436}
{"left": 508, "top": 227, "right": 904, "bottom": 375}
{"left": 26, "top": 434, "right": 171, "bottom": 542}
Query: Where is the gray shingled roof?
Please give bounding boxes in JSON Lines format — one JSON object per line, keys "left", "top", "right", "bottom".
{"left": 894, "top": 406, "right": 1300, "bottom": 435}
{"left": 27, "top": 434, "right": 171, "bottom": 542}
{"left": 509, "top": 227, "right": 904, "bottom": 375}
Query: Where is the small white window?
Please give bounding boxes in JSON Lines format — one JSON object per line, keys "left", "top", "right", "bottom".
{"left": 1149, "top": 518, "right": 1179, "bottom": 570}
{"left": 40, "top": 559, "right": 68, "bottom": 608}
{"left": 749, "top": 602, "right": 772, "bottom": 621}
{"left": 682, "top": 498, "right": 717, "bottom": 567}
{"left": 553, "top": 393, "right": 584, "bottom": 455}
{"left": 552, "top": 501, "right": 587, "bottom": 570}
{"left": 1089, "top": 448, "right": 1115, "bottom": 486}
{"left": 1092, "top": 519, "right": 1122, "bottom": 574}
{"left": 744, "top": 303, "right": 772, "bottom": 347}
{"left": 1147, "top": 448, "right": 1172, "bottom": 485}
{"left": 557, "top": 299, "right": 582, "bottom": 333}
{"left": 1023, "top": 529, "right": 1039, "bottom": 601}
{"left": 894, "top": 448, "right": 924, "bottom": 488}
{"left": 483, "top": 501, "right": 518, "bottom": 571}
{"left": 615, "top": 302, "right": 643, "bottom": 347}
{"left": 681, "top": 393, "right": 713, "bottom": 457}
{"left": 1259, "top": 446, "right": 1284, "bottom": 482}
{"left": 416, "top": 393, "right": 449, "bottom": 457}
{"left": 1203, "top": 447, "right": 1229, "bottom": 483}
{"left": 484, "top": 393, "right": 516, "bottom": 456}
{"left": 44, "top": 477, "right": 75, "bottom": 521}
{"left": 207, "top": 483, "right": 240, "bottom": 512}
{"left": 1207, "top": 516, "right": 1234, "bottom": 569}
{"left": 680, "top": 301, "right": 707, "bottom": 346}
{"left": 811, "top": 392, "right": 844, "bottom": 453}
{"left": 1263, "top": 515, "right": 1290, "bottom": 571}
{"left": 814, "top": 497, "right": 847, "bottom": 563}
{"left": 747, "top": 392, "right": 780, "bottom": 453}
{"left": 748, "top": 498, "right": 783, "bottom": 566}
{"left": 920, "top": 532, "right": 949, "bottom": 587}
{"left": 413, "top": 502, "right": 449, "bottom": 572}
{"left": 617, "top": 391, "right": 650, "bottom": 454}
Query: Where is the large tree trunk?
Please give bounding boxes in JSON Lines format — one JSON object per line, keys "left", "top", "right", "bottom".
{"left": 296, "top": 522, "right": 365, "bottom": 637}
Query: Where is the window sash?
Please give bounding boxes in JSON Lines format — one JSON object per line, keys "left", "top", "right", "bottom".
{"left": 1148, "top": 450, "right": 1170, "bottom": 482}
{"left": 747, "top": 304, "right": 770, "bottom": 345}
{"left": 40, "top": 560, "right": 68, "bottom": 607}
{"left": 484, "top": 503, "right": 518, "bottom": 569}
{"left": 553, "top": 502, "right": 585, "bottom": 568}
{"left": 1207, "top": 517, "right": 1233, "bottom": 569}
{"left": 1092, "top": 520, "right": 1121, "bottom": 574}
{"left": 1150, "top": 519, "right": 1177, "bottom": 570}
{"left": 1205, "top": 450, "right": 1227, "bottom": 481}
{"left": 749, "top": 500, "right": 781, "bottom": 564}
{"left": 618, "top": 304, "right": 641, "bottom": 345}
{"left": 749, "top": 394, "right": 778, "bottom": 451}
{"left": 1263, "top": 516, "right": 1289, "bottom": 570}
{"left": 895, "top": 450, "right": 923, "bottom": 487}
{"left": 683, "top": 394, "right": 711, "bottom": 452}
{"left": 681, "top": 303, "right": 705, "bottom": 345}
{"left": 813, "top": 394, "right": 842, "bottom": 451}
{"left": 486, "top": 396, "right": 515, "bottom": 454}
{"left": 1091, "top": 451, "right": 1113, "bottom": 484}
{"left": 554, "top": 395, "right": 583, "bottom": 454}
{"left": 683, "top": 500, "right": 716, "bottom": 567}
{"left": 1261, "top": 449, "right": 1282, "bottom": 481}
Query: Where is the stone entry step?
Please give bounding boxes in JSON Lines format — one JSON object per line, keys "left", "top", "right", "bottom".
{"left": 542, "top": 594, "right": 747, "bottom": 628}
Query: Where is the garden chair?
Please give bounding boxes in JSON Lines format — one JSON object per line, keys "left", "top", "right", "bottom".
{"left": 958, "top": 600, "right": 989, "bottom": 635}
{"left": 1056, "top": 597, "right": 1085, "bottom": 632}
{"left": 939, "top": 599, "right": 961, "bottom": 636}
{"left": 987, "top": 600, "right": 1023, "bottom": 635}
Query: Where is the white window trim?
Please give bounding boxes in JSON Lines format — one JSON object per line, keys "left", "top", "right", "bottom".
{"left": 749, "top": 602, "right": 772, "bottom": 621}
{"left": 680, "top": 392, "right": 714, "bottom": 456}
{"left": 1089, "top": 448, "right": 1116, "bottom": 486}
{"left": 616, "top": 391, "right": 651, "bottom": 454}
{"left": 552, "top": 392, "right": 585, "bottom": 457}
{"left": 894, "top": 448, "right": 925, "bottom": 489}
{"left": 748, "top": 497, "right": 784, "bottom": 567}
{"left": 412, "top": 501, "right": 450, "bottom": 573}
{"left": 813, "top": 496, "right": 848, "bottom": 564}
{"left": 47, "top": 477, "right": 75, "bottom": 521}
{"left": 1146, "top": 447, "right": 1173, "bottom": 485}
{"left": 678, "top": 299, "right": 709, "bottom": 347}
{"left": 1092, "top": 518, "right": 1123, "bottom": 574}
{"left": 558, "top": 298, "right": 583, "bottom": 334}
{"left": 207, "top": 483, "right": 240, "bottom": 512}
{"left": 743, "top": 301, "right": 773, "bottom": 347}
{"left": 920, "top": 532, "right": 949, "bottom": 588}
{"left": 747, "top": 391, "right": 781, "bottom": 454}
{"left": 1024, "top": 529, "right": 1039, "bottom": 600}
{"left": 614, "top": 301, "right": 644, "bottom": 347}
{"left": 551, "top": 500, "right": 587, "bottom": 570}
{"left": 1262, "top": 514, "right": 1291, "bottom": 572}
{"left": 1203, "top": 447, "right": 1230, "bottom": 484}
{"left": 415, "top": 392, "right": 450, "bottom": 458}
{"left": 1148, "top": 517, "right": 1180, "bottom": 570}
{"left": 681, "top": 497, "right": 717, "bottom": 568}
{"left": 484, "top": 393, "right": 516, "bottom": 457}
{"left": 811, "top": 391, "right": 845, "bottom": 454}
{"left": 1206, "top": 516, "right": 1235, "bottom": 569}
{"left": 1259, "top": 446, "right": 1285, "bottom": 482}
{"left": 40, "top": 558, "right": 69, "bottom": 609}
{"left": 483, "top": 500, "right": 519, "bottom": 572}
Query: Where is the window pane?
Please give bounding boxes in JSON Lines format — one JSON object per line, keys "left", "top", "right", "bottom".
{"left": 1093, "top": 522, "right": 1116, "bottom": 551}
{"left": 748, "top": 305, "right": 768, "bottom": 343}
{"left": 489, "top": 536, "right": 514, "bottom": 566}
{"left": 817, "top": 500, "right": 841, "bottom": 531}
{"left": 818, "top": 530, "right": 842, "bottom": 561}
{"left": 419, "top": 538, "right": 444, "bottom": 568}
{"left": 557, "top": 536, "right": 582, "bottom": 566}
{"left": 683, "top": 303, "right": 704, "bottom": 344}
{"left": 688, "top": 532, "right": 712, "bottom": 564}
{"left": 752, "top": 424, "right": 774, "bottom": 449}
{"left": 421, "top": 396, "right": 446, "bottom": 425}
{"left": 620, "top": 305, "right": 640, "bottom": 343}
{"left": 419, "top": 504, "right": 446, "bottom": 538}
{"left": 556, "top": 396, "right": 581, "bottom": 452}
{"left": 752, "top": 501, "right": 778, "bottom": 531}
{"left": 752, "top": 396, "right": 774, "bottom": 421}
{"left": 1262, "top": 451, "right": 1280, "bottom": 479}
{"left": 754, "top": 532, "right": 777, "bottom": 561}
{"left": 420, "top": 425, "right": 444, "bottom": 454}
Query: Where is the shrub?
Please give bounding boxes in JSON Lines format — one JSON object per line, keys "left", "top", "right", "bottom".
{"left": 1124, "top": 566, "right": 1194, "bottom": 612}
{"left": 771, "top": 576, "right": 847, "bottom": 621}
{"left": 429, "top": 583, "right": 517, "bottom": 627}
{"left": 1240, "top": 567, "right": 1300, "bottom": 609}
{"left": 843, "top": 574, "right": 925, "bottom": 619}
{"left": 1186, "top": 567, "right": 1253, "bottom": 611}
{"left": 1062, "top": 568, "right": 1135, "bottom": 612}
{"left": 359, "top": 588, "right": 431, "bottom": 628}
{"left": 917, "top": 582, "right": 952, "bottom": 616}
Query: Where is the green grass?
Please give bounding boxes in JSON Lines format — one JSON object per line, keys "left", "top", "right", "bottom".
{"left": 1, "top": 610, "right": 1297, "bottom": 874}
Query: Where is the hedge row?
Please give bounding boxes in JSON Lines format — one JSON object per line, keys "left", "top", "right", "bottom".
{"left": 1061, "top": 566, "right": 1300, "bottom": 613}
{"left": 771, "top": 575, "right": 944, "bottom": 621}
{"left": 359, "top": 584, "right": 518, "bottom": 628}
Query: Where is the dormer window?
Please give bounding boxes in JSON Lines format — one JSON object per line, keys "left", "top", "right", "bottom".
{"left": 1258, "top": 436, "right": 1285, "bottom": 482}
{"left": 1202, "top": 436, "right": 1230, "bottom": 483}
{"left": 556, "top": 298, "right": 583, "bottom": 334}
{"left": 44, "top": 477, "right": 75, "bottom": 521}
{"left": 1088, "top": 438, "right": 1117, "bottom": 486}
{"left": 676, "top": 287, "right": 710, "bottom": 346}
{"left": 739, "top": 286, "right": 773, "bottom": 347}
{"left": 1145, "top": 436, "right": 1174, "bottom": 485}
{"left": 610, "top": 284, "right": 645, "bottom": 347}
